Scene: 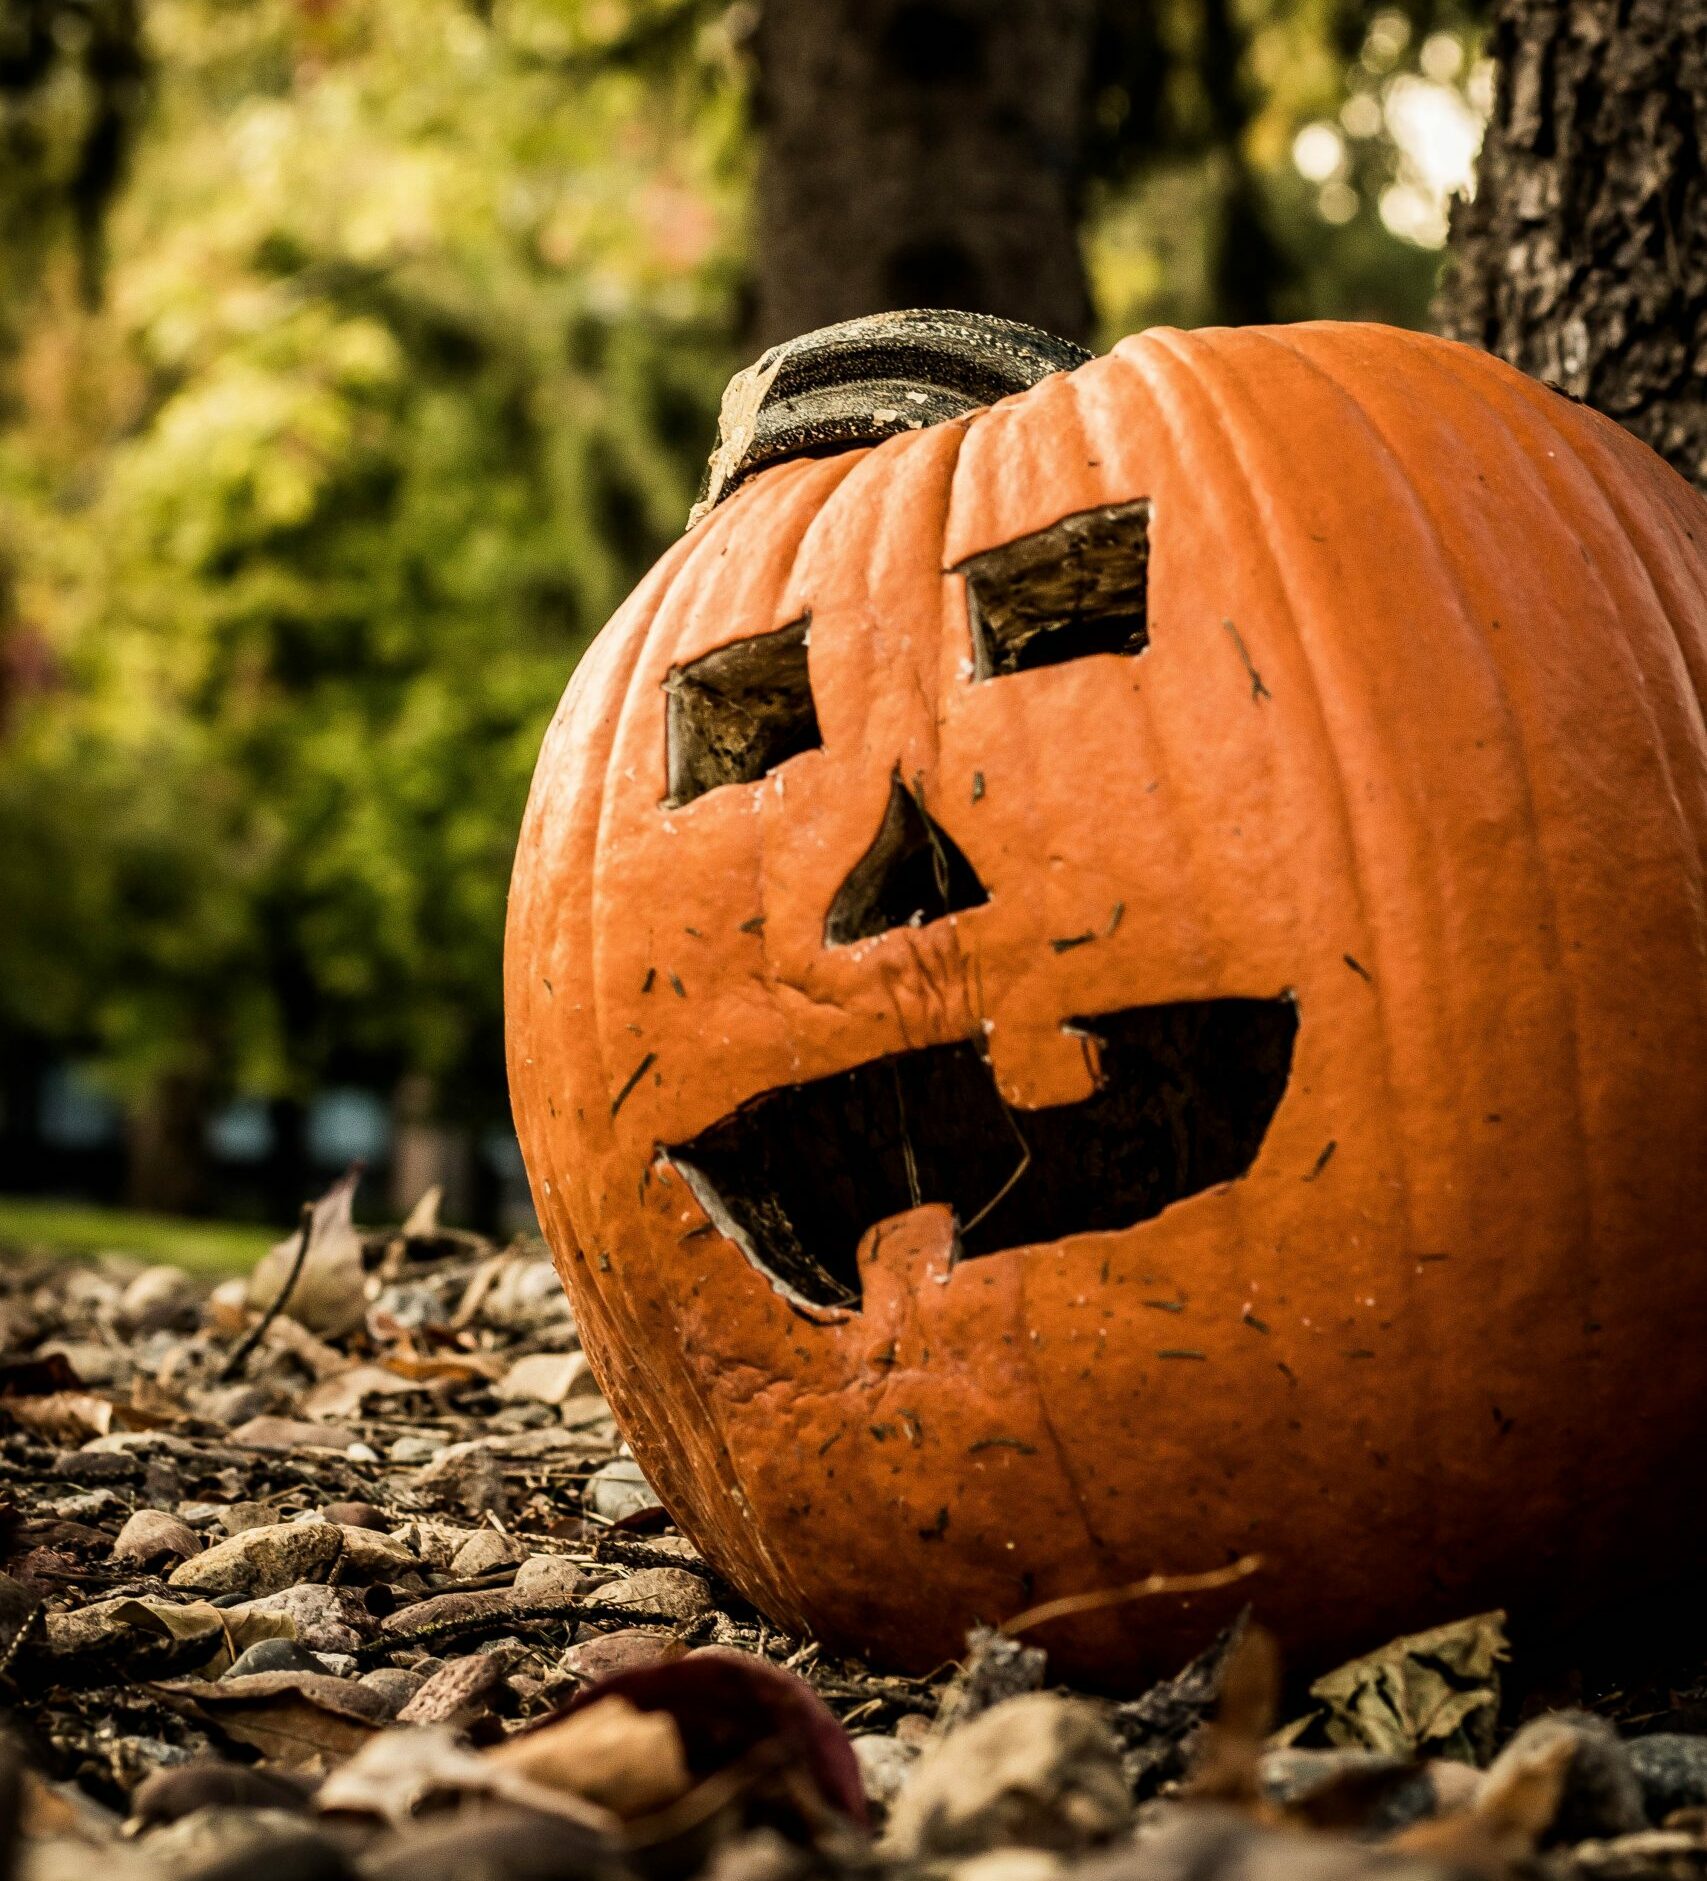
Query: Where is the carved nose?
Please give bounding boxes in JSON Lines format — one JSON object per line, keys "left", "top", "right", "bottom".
{"left": 824, "top": 770, "right": 990, "bottom": 946}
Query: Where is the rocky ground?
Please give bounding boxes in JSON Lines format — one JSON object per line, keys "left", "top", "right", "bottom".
{"left": 2, "top": 1173, "right": 1706, "bottom": 1881}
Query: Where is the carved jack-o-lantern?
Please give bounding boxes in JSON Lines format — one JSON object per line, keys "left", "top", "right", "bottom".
{"left": 506, "top": 313, "right": 1707, "bottom": 1686}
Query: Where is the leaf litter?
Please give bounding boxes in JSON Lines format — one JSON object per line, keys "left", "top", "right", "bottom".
{"left": 0, "top": 1179, "right": 1705, "bottom": 1881}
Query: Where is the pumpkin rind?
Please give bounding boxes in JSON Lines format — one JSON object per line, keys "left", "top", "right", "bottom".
{"left": 506, "top": 322, "right": 1707, "bottom": 1686}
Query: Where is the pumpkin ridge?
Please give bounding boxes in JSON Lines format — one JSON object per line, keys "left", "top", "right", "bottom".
{"left": 1240, "top": 327, "right": 1603, "bottom": 1510}
{"left": 1270, "top": 327, "right": 1613, "bottom": 1538}
{"left": 1565, "top": 435, "right": 1707, "bottom": 849}
{"left": 1504, "top": 356, "right": 1707, "bottom": 816}
{"left": 1404, "top": 330, "right": 1707, "bottom": 1479}
{"left": 604, "top": 458, "right": 874, "bottom": 1627}
{"left": 1144, "top": 328, "right": 1450, "bottom": 1503}
{"left": 1264, "top": 327, "right": 1641, "bottom": 1557}
{"left": 1131, "top": 327, "right": 1405, "bottom": 1164}
{"left": 1274, "top": 327, "right": 1601, "bottom": 1212}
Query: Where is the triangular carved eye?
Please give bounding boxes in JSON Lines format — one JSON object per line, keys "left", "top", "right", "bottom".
{"left": 958, "top": 498, "right": 1151, "bottom": 678}
{"left": 664, "top": 616, "right": 822, "bottom": 807}
{"left": 825, "top": 772, "right": 990, "bottom": 945}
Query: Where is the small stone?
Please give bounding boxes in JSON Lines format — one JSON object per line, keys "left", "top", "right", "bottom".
{"left": 562, "top": 1629, "right": 687, "bottom": 1682}
{"left": 497, "top": 1351, "right": 593, "bottom": 1405}
{"left": 230, "top": 1414, "right": 362, "bottom": 1454}
{"left": 450, "top": 1529, "right": 529, "bottom": 1577}
{"left": 334, "top": 1524, "right": 420, "bottom": 1583}
{"left": 599, "top": 1565, "right": 714, "bottom": 1622}
{"left": 130, "top": 1760, "right": 309, "bottom": 1827}
{"left": 854, "top": 1734, "right": 917, "bottom": 1816}
{"left": 512, "top": 1554, "right": 594, "bottom": 1605}
{"left": 885, "top": 1693, "right": 1131, "bottom": 1857}
{"left": 587, "top": 1457, "right": 661, "bottom": 1523}
{"left": 135, "top": 1806, "right": 346, "bottom": 1879}
{"left": 944, "top": 1855, "right": 1064, "bottom": 1881}
{"left": 118, "top": 1265, "right": 199, "bottom": 1334}
{"left": 228, "top": 1583, "right": 374, "bottom": 1654}
{"left": 697, "top": 1829, "right": 809, "bottom": 1881}
{"left": 225, "top": 1637, "right": 329, "bottom": 1679}
{"left": 112, "top": 1509, "right": 201, "bottom": 1568}
{"left": 1259, "top": 1748, "right": 1436, "bottom": 1830}
{"left": 358, "top": 1666, "right": 427, "bottom": 1717}
{"left": 1481, "top": 1712, "right": 1645, "bottom": 1846}
{"left": 318, "top": 1651, "right": 358, "bottom": 1678}
{"left": 193, "top": 1382, "right": 273, "bottom": 1426}
{"left": 396, "top": 1652, "right": 508, "bottom": 1728}
{"left": 222, "top": 1501, "right": 283, "bottom": 1535}
{"left": 324, "top": 1501, "right": 389, "bottom": 1530}
{"left": 639, "top": 1535, "right": 701, "bottom": 1561}
{"left": 37, "top": 1339, "right": 124, "bottom": 1387}
{"left": 1626, "top": 1736, "right": 1707, "bottom": 1824}
{"left": 204, "top": 1276, "right": 252, "bottom": 1335}
{"left": 389, "top": 1434, "right": 444, "bottom": 1464}
{"left": 169, "top": 1520, "right": 341, "bottom": 1598}
{"left": 413, "top": 1444, "right": 509, "bottom": 1518}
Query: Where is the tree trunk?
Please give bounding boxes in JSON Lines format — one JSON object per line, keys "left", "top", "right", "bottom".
{"left": 1437, "top": 0, "right": 1707, "bottom": 490}
{"left": 126, "top": 1071, "right": 211, "bottom": 1215}
{"left": 750, "top": 0, "right": 1098, "bottom": 349}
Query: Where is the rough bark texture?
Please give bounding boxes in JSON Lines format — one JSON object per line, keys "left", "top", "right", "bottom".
{"left": 750, "top": 0, "right": 1098, "bottom": 349}
{"left": 1437, "top": 0, "right": 1707, "bottom": 489}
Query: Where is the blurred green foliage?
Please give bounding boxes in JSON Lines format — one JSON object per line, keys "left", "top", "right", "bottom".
{"left": 1, "top": 0, "right": 744, "bottom": 1124}
{"left": 0, "top": 0, "right": 1488, "bottom": 1148}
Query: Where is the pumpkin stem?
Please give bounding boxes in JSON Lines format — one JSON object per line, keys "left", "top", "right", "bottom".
{"left": 691, "top": 309, "right": 1092, "bottom": 524}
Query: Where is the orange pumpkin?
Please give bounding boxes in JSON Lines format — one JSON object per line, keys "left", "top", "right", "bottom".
{"left": 506, "top": 315, "right": 1707, "bottom": 1688}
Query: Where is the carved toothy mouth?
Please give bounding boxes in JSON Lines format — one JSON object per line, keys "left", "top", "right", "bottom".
{"left": 664, "top": 997, "right": 1298, "bottom": 1313}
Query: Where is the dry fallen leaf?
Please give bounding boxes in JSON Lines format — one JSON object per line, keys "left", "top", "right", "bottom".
{"left": 1303, "top": 1612, "right": 1509, "bottom": 1765}
{"left": 488, "top": 1693, "right": 693, "bottom": 1818}
{"left": 150, "top": 1669, "right": 392, "bottom": 1767}
{"left": 246, "top": 1168, "right": 368, "bottom": 1338}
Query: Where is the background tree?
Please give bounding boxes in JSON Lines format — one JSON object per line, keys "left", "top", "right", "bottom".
{"left": 0, "top": 0, "right": 1498, "bottom": 1221}
{"left": 1437, "top": 0, "right": 1707, "bottom": 491}
{"left": 753, "top": 0, "right": 1491, "bottom": 350}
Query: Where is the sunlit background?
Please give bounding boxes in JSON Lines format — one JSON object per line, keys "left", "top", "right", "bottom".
{"left": 0, "top": 1, "right": 1490, "bottom": 1237}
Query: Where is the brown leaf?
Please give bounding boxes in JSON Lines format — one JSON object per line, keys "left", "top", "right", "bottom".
{"left": 1, "top": 1391, "right": 129, "bottom": 1445}
{"left": 1305, "top": 1612, "right": 1509, "bottom": 1765}
{"left": 299, "top": 1363, "right": 421, "bottom": 1421}
{"left": 1187, "top": 1624, "right": 1283, "bottom": 1809}
{"left": 488, "top": 1693, "right": 693, "bottom": 1818}
{"left": 246, "top": 1168, "right": 367, "bottom": 1337}
{"left": 151, "top": 1669, "right": 391, "bottom": 1767}
{"left": 540, "top": 1645, "right": 866, "bottom": 1829}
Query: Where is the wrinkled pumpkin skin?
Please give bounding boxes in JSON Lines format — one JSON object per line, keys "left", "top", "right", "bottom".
{"left": 506, "top": 323, "right": 1707, "bottom": 1687}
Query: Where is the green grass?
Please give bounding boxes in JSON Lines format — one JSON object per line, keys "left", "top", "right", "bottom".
{"left": 0, "top": 1197, "right": 276, "bottom": 1274}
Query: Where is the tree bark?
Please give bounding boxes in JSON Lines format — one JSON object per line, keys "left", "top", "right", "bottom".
{"left": 750, "top": 0, "right": 1098, "bottom": 349}
{"left": 126, "top": 1071, "right": 212, "bottom": 1215}
{"left": 1437, "top": 0, "right": 1707, "bottom": 490}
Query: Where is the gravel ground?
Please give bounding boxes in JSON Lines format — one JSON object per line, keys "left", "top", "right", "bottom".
{"left": 2, "top": 1176, "right": 1706, "bottom": 1881}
